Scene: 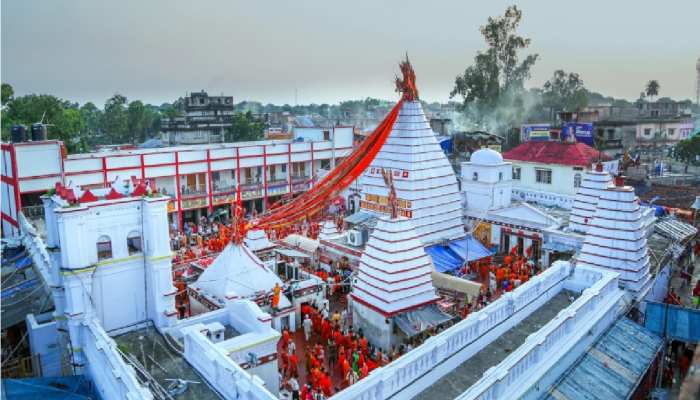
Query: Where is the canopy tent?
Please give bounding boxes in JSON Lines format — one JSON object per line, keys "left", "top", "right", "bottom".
{"left": 282, "top": 234, "right": 319, "bottom": 254}
{"left": 275, "top": 248, "right": 311, "bottom": 258}
{"left": 424, "top": 245, "right": 463, "bottom": 273}
{"left": 425, "top": 236, "right": 493, "bottom": 273}
{"left": 393, "top": 304, "right": 453, "bottom": 337}
{"left": 193, "top": 243, "right": 284, "bottom": 304}
{"left": 447, "top": 236, "right": 493, "bottom": 263}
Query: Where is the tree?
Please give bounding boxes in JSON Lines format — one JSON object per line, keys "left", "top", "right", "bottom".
{"left": 127, "top": 100, "right": 148, "bottom": 143}
{"left": 80, "top": 102, "right": 103, "bottom": 145}
{"left": 103, "top": 94, "right": 129, "bottom": 143}
{"left": 645, "top": 80, "right": 660, "bottom": 101}
{"left": 225, "top": 111, "right": 264, "bottom": 142}
{"left": 450, "top": 5, "right": 538, "bottom": 135}
{"left": 542, "top": 70, "right": 588, "bottom": 114}
{"left": 54, "top": 108, "right": 88, "bottom": 152}
{"left": 675, "top": 135, "right": 700, "bottom": 165}
{"left": 1, "top": 83, "right": 14, "bottom": 105}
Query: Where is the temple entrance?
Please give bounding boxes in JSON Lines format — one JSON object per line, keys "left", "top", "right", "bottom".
{"left": 517, "top": 237, "right": 524, "bottom": 256}
{"left": 502, "top": 233, "right": 510, "bottom": 253}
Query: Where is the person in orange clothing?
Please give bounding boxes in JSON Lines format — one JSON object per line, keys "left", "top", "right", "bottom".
{"left": 360, "top": 335, "right": 368, "bottom": 355}
{"left": 280, "top": 351, "right": 289, "bottom": 377}
{"left": 495, "top": 267, "right": 505, "bottom": 289}
{"left": 320, "top": 369, "right": 332, "bottom": 396}
{"left": 341, "top": 358, "right": 350, "bottom": 387}
{"left": 288, "top": 352, "right": 298, "bottom": 377}
{"left": 361, "top": 361, "right": 369, "bottom": 379}
{"left": 271, "top": 283, "right": 281, "bottom": 309}
{"left": 321, "top": 319, "right": 331, "bottom": 344}
{"left": 333, "top": 273, "right": 341, "bottom": 295}
{"left": 337, "top": 348, "right": 346, "bottom": 374}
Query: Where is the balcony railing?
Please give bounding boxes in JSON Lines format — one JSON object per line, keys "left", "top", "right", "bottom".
{"left": 212, "top": 183, "right": 236, "bottom": 194}
{"left": 180, "top": 184, "right": 207, "bottom": 198}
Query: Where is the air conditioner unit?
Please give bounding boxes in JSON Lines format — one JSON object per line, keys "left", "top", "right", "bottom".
{"left": 347, "top": 229, "right": 365, "bottom": 247}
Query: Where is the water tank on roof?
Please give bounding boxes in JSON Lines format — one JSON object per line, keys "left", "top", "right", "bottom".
{"left": 11, "top": 124, "right": 27, "bottom": 143}
{"left": 31, "top": 123, "right": 47, "bottom": 141}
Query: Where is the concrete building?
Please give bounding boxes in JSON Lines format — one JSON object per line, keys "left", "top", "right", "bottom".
{"left": 634, "top": 116, "right": 694, "bottom": 146}
{"left": 161, "top": 91, "right": 235, "bottom": 145}
{"left": 1, "top": 133, "right": 353, "bottom": 236}
{"left": 503, "top": 141, "right": 611, "bottom": 209}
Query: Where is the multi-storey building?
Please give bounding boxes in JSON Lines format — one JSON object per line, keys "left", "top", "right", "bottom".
{"left": 161, "top": 91, "right": 235, "bottom": 145}
{"left": 1, "top": 132, "right": 353, "bottom": 236}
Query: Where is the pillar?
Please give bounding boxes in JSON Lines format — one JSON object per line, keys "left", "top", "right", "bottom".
{"left": 142, "top": 198, "right": 177, "bottom": 330}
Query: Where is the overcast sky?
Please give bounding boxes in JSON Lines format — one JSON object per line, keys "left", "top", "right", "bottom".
{"left": 2, "top": 1, "right": 699, "bottom": 107}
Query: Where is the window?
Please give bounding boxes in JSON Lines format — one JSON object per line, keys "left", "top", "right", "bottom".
{"left": 281, "top": 164, "right": 287, "bottom": 173}
{"left": 97, "top": 236, "right": 112, "bottom": 260}
{"left": 607, "top": 129, "right": 615, "bottom": 140}
{"left": 644, "top": 128, "right": 652, "bottom": 136}
{"left": 498, "top": 172, "right": 503, "bottom": 181}
{"left": 472, "top": 172, "right": 478, "bottom": 181}
{"left": 667, "top": 128, "right": 675, "bottom": 136}
{"left": 535, "top": 168, "right": 552, "bottom": 184}
{"left": 127, "top": 231, "right": 142, "bottom": 255}
{"left": 323, "top": 130, "right": 330, "bottom": 141}
{"left": 512, "top": 167, "right": 521, "bottom": 180}
{"left": 574, "top": 173, "right": 582, "bottom": 188}
{"left": 321, "top": 159, "right": 330, "bottom": 169}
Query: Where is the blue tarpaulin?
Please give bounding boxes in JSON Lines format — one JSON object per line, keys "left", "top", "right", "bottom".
{"left": 1, "top": 376, "right": 101, "bottom": 400}
{"left": 425, "top": 236, "right": 494, "bottom": 273}
{"left": 425, "top": 245, "right": 463, "bottom": 273}
{"left": 645, "top": 302, "right": 700, "bottom": 343}
{"left": 447, "top": 236, "right": 493, "bottom": 263}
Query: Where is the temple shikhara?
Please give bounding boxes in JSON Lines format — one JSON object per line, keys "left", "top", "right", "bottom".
{"left": 1, "top": 57, "right": 697, "bottom": 400}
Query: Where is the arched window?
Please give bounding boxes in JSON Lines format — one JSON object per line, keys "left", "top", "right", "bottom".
{"left": 472, "top": 172, "right": 478, "bottom": 181}
{"left": 574, "top": 173, "right": 582, "bottom": 188}
{"left": 127, "top": 231, "right": 143, "bottom": 255}
{"left": 97, "top": 235, "right": 112, "bottom": 260}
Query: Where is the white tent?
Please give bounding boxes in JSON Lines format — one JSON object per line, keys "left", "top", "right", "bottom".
{"left": 193, "top": 243, "right": 285, "bottom": 305}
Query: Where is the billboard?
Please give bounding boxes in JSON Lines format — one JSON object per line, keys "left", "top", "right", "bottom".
{"left": 561, "top": 122, "right": 594, "bottom": 146}
{"left": 521, "top": 124, "right": 551, "bottom": 142}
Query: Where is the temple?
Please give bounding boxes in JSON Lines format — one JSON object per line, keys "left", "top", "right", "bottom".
{"left": 576, "top": 176, "right": 654, "bottom": 298}
{"left": 355, "top": 99, "right": 465, "bottom": 244}
{"left": 3, "top": 58, "right": 698, "bottom": 400}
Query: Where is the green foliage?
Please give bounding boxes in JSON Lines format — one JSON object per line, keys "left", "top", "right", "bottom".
{"left": 54, "top": 108, "right": 88, "bottom": 152}
{"left": 450, "top": 5, "right": 538, "bottom": 134}
{"left": 1, "top": 83, "right": 14, "bottom": 105}
{"left": 225, "top": 111, "right": 264, "bottom": 142}
{"left": 127, "top": 100, "right": 148, "bottom": 143}
{"left": 675, "top": 135, "right": 700, "bottom": 165}
{"left": 103, "top": 94, "right": 129, "bottom": 143}
{"left": 645, "top": 80, "right": 660, "bottom": 100}
{"left": 542, "top": 70, "right": 588, "bottom": 112}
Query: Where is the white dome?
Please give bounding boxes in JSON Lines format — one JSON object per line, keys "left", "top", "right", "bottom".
{"left": 470, "top": 148, "right": 503, "bottom": 165}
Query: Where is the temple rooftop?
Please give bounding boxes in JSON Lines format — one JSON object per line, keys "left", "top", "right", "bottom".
{"left": 415, "top": 290, "right": 579, "bottom": 399}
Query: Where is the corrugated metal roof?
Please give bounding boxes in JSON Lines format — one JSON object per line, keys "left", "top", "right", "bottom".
{"left": 654, "top": 217, "right": 697, "bottom": 243}
{"left": 543, "top": 317, "right": 662, "bottom": 400}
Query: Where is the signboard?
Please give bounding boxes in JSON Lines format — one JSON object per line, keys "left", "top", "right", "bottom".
{"left": 521, "top": 124, "right": 551, "bottom": 142}
{"left": 561, "top": 123, "right": 594, "bottom": 146}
